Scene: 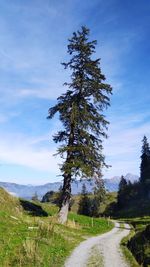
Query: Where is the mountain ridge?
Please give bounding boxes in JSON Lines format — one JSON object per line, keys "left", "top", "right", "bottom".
{"left": 0, "top": 173, "right": 139, "bottom": 199}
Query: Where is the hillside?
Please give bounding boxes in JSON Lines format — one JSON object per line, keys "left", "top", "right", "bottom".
{"left": 0, "top": 173, "right": 139, "bottom": 199}
{"left": 0, "top": 187, "right": 22, "bottom": 215}
{"left": 0, "top": 188, "right": 113, "bottom": 266}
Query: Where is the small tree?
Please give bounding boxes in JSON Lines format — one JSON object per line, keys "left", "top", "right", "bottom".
{"left": 54, "top": 186, "right": 63, "bottom": 208}
{"left": 94, "top": 177, "right": 106, "bottom": 202}
{"left": 78, "top": 184, "right": 91, "bottom": 216}
{"left": 48, "top": 26, "right": 112, "bottom": 223}
{"left": 41, "top": 191, "right": 55, "bottom": 203}
{"left": 117, "top": 176, "right": 128, "bottom": 208}
{"left": 90, "top": 178, "right": 106, "bottom": 217}
{"left": 118, "top": 176, "right": 128, "bottom": 191}
{"left": 32, "top": 192, "right": 39, "bottom": 202}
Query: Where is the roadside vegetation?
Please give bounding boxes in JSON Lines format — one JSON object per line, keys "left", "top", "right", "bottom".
{"left": 121, "top": 229, "right": 140, "bottom": 267}
{"left": 120, "top": 217, "right": 150, "bottom": 267}
{"left": 127, "top": 224, "right": 150, "bottom": 267}
{"left": 0, "top": 187, "right": 113, "bottom": 267}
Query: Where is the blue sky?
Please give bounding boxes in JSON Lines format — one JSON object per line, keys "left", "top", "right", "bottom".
{"left": 0, "top": 0, "right": 150, "bottom": 184}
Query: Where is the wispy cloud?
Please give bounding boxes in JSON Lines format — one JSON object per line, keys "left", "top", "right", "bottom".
{"left": 104, "top": 111, "right": 150, "bottom": 177}
{"left": 0, "top": 132, "right": 60, "bottom": 174}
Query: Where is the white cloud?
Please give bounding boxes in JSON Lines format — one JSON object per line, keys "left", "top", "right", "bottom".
{"left": 0, "top": 133, "right": 60, "bottom": 174}
{"left": 16, "top": 85, "right": 66, "bottom": 100}
{"left": 103, "top": 113, "right": 150, "bottom": 178}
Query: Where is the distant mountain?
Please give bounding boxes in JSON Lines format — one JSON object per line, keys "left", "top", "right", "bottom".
{"left": 0, "top": 181, "right": 62, "bottom": 200}
{"left": 0, "top": 173, "right": 139, "bottom": 200}
{"left": 104, "top": 173, "right": 139, "bottom": 192}
{"left": 124, "top": 173, "right": 139, "bottom": 183}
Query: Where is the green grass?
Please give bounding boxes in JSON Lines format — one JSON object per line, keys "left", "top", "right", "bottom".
{"left": 68, "top": 212, "right": 113, "bottom": 235}
{"left": 0, "top": 188, "right": 113, "bottom": 267}
{"left": 0, "top": 214, "right": 77, "bottom": 267}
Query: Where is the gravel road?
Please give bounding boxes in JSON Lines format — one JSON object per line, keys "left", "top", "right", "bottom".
{"left": 64, "top": 222, "right": 130, "bottom": 267}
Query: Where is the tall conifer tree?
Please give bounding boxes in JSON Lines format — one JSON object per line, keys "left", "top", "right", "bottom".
{"left": 117, "top": 175, "right": 128, "bottom": 208}
{"left": 48, "top": 26, "right": 112, "bottom": 223}
{"left": 140, "top": 136, "right": 150, "bottom": 196}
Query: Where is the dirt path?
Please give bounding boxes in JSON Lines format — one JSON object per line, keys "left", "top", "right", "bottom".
{"left": 64, "top": 222, "right": 130, "bottom": 267}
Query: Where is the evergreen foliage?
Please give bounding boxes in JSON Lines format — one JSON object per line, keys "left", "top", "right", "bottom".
{"left": 140, "top": 136, "right": 150, "bottom": 196}
{"left": 78, "top": 180, "right": 106, "bottom": 217}
{"left": 94, "top": 177, "right": 106, "bottom": 202}
{"left": 55, "top": 186, "right": 63, "bottom": 208}
{"left": 141, "top": 136, "right": 150, "bottom": 155}
{"left": 41, "top": 186, "right": 63, "bottom": 208}
{"left": 90, "top": 178, "right": 106, "bottom": 217}
{"left": 117, "top": 176, "right": 128, "bottom": 208}
{"left": 41, "top": 191, "right": 55, "bottom": 203}
{"left": 47, "top": 26, "right": 112, "bottom": 223}
{"left": 117, "top": 177, "right": 141, "bottom": 210}
{"left": 118, "top": 176, "right": 128, "bottom": 192}
{"left": 78, "top": 184, "right": 91, "bottom": 216}
{"left": 115, "top": 136, "right": 150, "bottom": 216}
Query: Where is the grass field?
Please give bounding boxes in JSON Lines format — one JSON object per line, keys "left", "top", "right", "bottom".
{"left": 0, "top": 188, "right": 113, "bottom": 267}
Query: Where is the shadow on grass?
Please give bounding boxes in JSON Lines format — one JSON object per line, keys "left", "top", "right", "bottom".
{"left": 20, "top": 199, "right": 48, "bottom": 217}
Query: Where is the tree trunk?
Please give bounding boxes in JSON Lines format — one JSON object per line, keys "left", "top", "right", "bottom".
{"left": 58, "top": 120, "right": 74, "bottom": 224}
{"left": 58, "top": 173, "right": 71, "bottom": 224}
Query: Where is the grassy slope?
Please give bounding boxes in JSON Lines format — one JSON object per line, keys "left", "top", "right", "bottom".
{"left": 0, "top": 188, "right": 113, "bottom": 267}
